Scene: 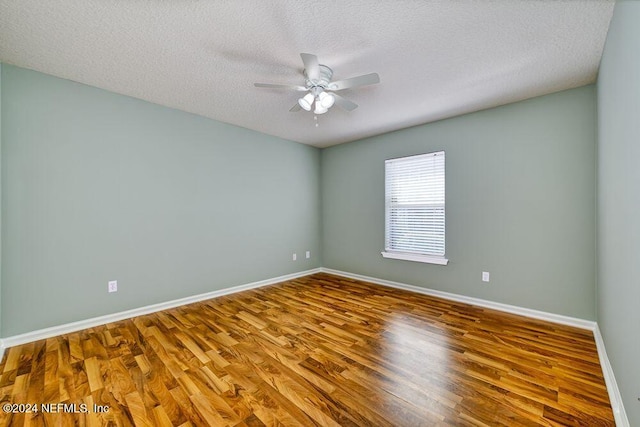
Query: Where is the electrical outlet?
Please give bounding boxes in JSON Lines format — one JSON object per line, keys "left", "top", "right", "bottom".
{"left": 306, "top": 251, "right": 310, "bottom": 259}
{"left": 482, "top": 272, "right": 490, "bottom": 282}
{"left": 108, "top": 280, "right": 118, "bottom": 293}
{"left": 292, "top": 253, "right": 297, "bottom": 261}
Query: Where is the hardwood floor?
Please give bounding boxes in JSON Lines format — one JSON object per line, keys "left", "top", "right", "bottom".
{"left": 0, "top": 273, "right": 614, "bottom": 426}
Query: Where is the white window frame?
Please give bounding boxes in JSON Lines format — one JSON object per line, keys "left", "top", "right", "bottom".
{"left": 381, "top": 151, "right": 448, "bottom": 265}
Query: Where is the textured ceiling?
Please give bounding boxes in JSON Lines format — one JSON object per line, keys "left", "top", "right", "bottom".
{"left": 0, "top": 0, "right": 614, "bottom": 148}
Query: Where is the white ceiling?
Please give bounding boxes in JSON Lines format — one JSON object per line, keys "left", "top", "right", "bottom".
{"left": 0, "top": 0, "right": 614, "bottom": 148}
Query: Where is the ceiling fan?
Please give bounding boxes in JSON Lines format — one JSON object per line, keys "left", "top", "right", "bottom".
{"left": 254, "top": 53, "right": 380, "bottom": 115}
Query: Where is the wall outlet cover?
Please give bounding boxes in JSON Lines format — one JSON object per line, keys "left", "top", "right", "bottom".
{"left": 482, "top": 272, "right": 490, "bottom": 282}
{"left": 108, "top": 280, "right": 118, "bottom": 293}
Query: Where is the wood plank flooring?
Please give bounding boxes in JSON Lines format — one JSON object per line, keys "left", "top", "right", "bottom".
{"left": 0, "top": 273, "right": 614, "bottom": 426}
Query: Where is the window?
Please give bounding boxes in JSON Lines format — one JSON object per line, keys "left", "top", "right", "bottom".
{"left": 382, "top": 151, "right": 448, "bottom": 265}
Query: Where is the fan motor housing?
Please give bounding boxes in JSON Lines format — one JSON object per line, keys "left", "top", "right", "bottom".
{"left": 304, "top": 64, "right": 333, "bottom": 88}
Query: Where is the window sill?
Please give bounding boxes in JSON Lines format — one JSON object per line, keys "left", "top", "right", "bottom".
{"left": 381, "top": 251, "right": 449, "bottom": 265}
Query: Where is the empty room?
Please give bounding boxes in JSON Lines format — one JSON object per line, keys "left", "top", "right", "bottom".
{"left": 0, "top": 0, "right": 638, "bottom": 425}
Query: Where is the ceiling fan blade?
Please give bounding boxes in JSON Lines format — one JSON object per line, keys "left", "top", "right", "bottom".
{"left": 254, "top": 83, "right": 307, "bottom": 91}
{"left": 289, "top": 103, "right": 302, "bottom": 112}
{"left": 332, "top": 93, "right": 358, "bottom": 112}
{"left": 328, "top": 73, "right": 380, "bottom": 91}
{"left": 300, "top": 53, "right": 320, "bottom": 81}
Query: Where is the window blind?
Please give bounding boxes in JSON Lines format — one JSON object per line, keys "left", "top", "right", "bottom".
{"left": 385, "top": 151, "right": 445, "bottom": 257}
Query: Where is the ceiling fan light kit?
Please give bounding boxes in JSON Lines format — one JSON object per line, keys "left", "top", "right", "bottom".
{"left": 298, "top": 87, "right": 335, "bottom": 114}
{"left": 314, "top": 103, "right": 328, "bottom": 115}
{"left": 298, "top": 92, "right": 315, "bottom": 111}
{"left": 254, "top": 53, "right": 380, "bottom": 115}
{"left": 318, "top": 91, "right": 335, "bottom": 109}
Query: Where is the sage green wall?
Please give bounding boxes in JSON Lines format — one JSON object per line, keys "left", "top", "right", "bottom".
{"left": 597, "top": 1, "right": 640, "bottom": 423}
{"left": 322, "top": 86, "right": 597, "bottom": 319}
{"left": 1, "top": 64, "right": 321, "bottom": 336}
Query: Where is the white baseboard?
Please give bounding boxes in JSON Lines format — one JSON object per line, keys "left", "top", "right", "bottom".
{"left": 320, "top": 268, "right": 596, "bottom": 330}
{"left": 593, "top": 325, "right": 630, "bottom": 427}
{"left": 320, "top": 267, "right": 628, "bottom": 426}
{"left": 0, "top": 268, "right": 322, "bottom": 353}
{"left": 0, "top": 266, "right": 627, "bottom": 426}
